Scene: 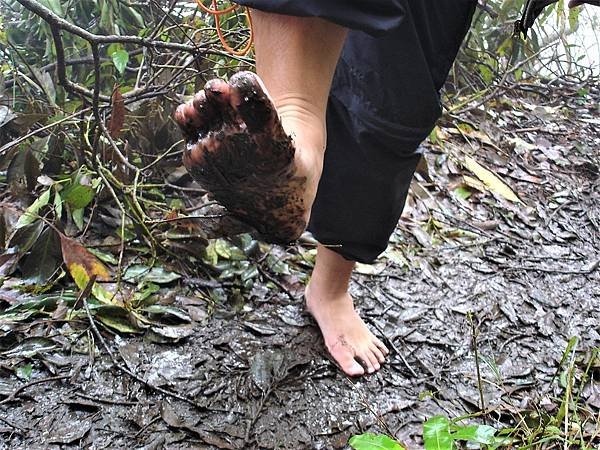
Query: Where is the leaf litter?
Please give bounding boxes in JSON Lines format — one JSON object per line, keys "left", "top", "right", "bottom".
{"left": 0, "top": 83, "right": 599, "bottom": 449}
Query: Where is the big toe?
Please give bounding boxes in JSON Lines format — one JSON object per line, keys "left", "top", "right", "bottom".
{"left": 174, "top": 78, "right": 236, "bottom": 140}
{"left": 229, "top": 71, "right": 279, "bottom": 133}
{"left": 327, "top": 342, "right": 364, "bottom": 377}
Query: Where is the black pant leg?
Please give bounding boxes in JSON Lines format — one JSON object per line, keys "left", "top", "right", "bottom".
{"left": 307, "top": 0, "right": 477, "bottom": 263}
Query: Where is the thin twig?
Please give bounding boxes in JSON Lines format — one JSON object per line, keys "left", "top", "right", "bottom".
{"left": 0, "top": 375, "right": 70, "bottom": 405}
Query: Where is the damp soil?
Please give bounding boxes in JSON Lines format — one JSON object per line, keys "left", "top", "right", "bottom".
{"left": 1, "top": 84, "right": 599, "bottom": 449}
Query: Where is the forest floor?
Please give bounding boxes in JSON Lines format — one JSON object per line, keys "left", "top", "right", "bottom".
{"left": 1, "top": 81, "right": 599, "bottom": 449}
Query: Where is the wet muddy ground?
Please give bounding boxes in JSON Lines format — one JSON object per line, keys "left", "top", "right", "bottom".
{"left": 1, "top": 84, "right": 599, "bottom": 449}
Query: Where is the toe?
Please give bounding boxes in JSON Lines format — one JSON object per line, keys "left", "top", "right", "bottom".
{"left": 229, "top": 71, "right": 278, "bottom": 133}
{"left": 191, "top": 89, "right": 220, "bottom": 132}
{"left": 328, "top": 343, "right": 365, "bottom": 377}
{"left": 373, "top": 336, "right": 389, "bottom": 356}
{"left": 204, "top": 79, "right": 236, "bottom": 124}
{"left": 362, "top": 349, "right": 381, "bottom": 374}
{"left": 370, "top": 343, "right": 386, "bottom": 365}
{"left": 174, "top": 102, "right": 205, "bottom": 140}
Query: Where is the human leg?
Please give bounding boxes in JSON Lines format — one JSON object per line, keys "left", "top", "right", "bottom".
{"left": 305, "top": 0, "right": 477, "bottom": 376}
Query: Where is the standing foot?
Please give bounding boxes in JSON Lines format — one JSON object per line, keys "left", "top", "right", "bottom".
{"left": 305, "top": 284, "right": 390, "bottom": 377}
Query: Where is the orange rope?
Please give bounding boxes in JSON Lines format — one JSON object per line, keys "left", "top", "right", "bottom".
{"left": 195, "top": 0, "right": 254, "bottom": 57}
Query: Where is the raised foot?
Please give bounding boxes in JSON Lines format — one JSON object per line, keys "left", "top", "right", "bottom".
{"left": 305, "top": 286, "right": 390, "bottom": 377}
{"left": 174, "top": 72, "right": 307, "bottom": 244}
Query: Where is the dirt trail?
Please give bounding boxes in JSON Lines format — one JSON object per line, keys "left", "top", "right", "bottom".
{"left": 1, "top": 83, "right": 599, "bottom": 449}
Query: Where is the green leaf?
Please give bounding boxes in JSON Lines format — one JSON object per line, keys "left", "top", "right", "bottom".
{"left": 16, "top": 189, "right": 51, "bottom": 228}
{"left": 450, "top": 424, "right": 497, "bottom": 445}
{"left": 87, "top": 247, "right": 118, "bottom": 265}
{"left": 16, "top": 363, "right": 33, "bottom": 380}
{"left": 453, "top": 186, "right": 472, "bottom": 200}
{"left": 423, "top": 416, "right": 454, "bottom": 450}
{"left": 95, "top": 307, "right": 140, "bottom": 333}
{"left": 53, "top": 191, "right": 63, "bottom": 219}
{"left": 568, "top": 6, "right": 579, "bottom": 30}
{"left": 111, "top": 49, "right": 129, "bottom": 75}
{"left": 8, "top": 220, "right": 44, "bottom": 253}
{"left": 72, "top": 208, "right": 85, "bottom": 230}
{"left": 20, "top": 227, "right": 62, "bottom": 283}
{"left": 123, "top": 265, "right": 181, "bottom": 284}
{"left": 214, "top": 239, "right": 246, "bottom": 260}
{"left": 63, "top": 183, "right": 95, "bottom": 209}
{"left": 205, "top": 241, "right": 219, "bottom": 266}
{"left": 349, "top": 433, "right": 406, "bottom": 450}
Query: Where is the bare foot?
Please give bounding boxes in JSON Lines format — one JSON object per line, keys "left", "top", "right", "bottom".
{"left": 174, "top": 71, "right": 322, "bottom": 244}
{"left": 305, "top": 283, "right": 389, "bottom": 377}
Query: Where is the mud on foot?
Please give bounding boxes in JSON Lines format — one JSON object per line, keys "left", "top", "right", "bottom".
{"left": 174, "top": 72, "right": 307, "bottom": 244}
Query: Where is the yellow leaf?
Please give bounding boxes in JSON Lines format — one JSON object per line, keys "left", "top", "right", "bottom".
{"left": 68, "top": 263, "right": 114, "bottom": 304}
{"left": 463, "top": 156, "right": 522, "bottom": 203}
{"left": 60, "top": 235, "right": 110, "bottom": 281}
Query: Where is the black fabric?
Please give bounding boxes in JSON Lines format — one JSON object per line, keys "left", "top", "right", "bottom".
{"left": 234, "top": 0, "right": 406, "bottom": 36}
{"left": 307, "top": 0, "right": 477, "bottom": 263}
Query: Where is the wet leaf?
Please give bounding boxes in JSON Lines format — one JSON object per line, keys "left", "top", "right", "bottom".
{"left": 15, "top": 188, "right": 51, "bottom": 228}
{"left": 146, "top": 325, "right": 194, "bottom": 343}
{"left": 7, "top": 147, "right": 40, "bottom": 194}
{"left": 0, "top": 210, "right": 5, "bottom": 248}
{"left": 20, "top": 227, "right": 62, "bottom": 283}
{"left": 142, "top": 304, "right": 191, "bottom": 323}
{"left": 160, "top": 401, "right": 184, "bottom": 427}
{"left": 0, "top": 105, "right": 17, "bottom": 128}
{"left": 423, "top": 416, "right": 454, "bottom": 450}
{"left": 462, "top": 156, "right": 521, "bottom": 203}
{"left": 60, "top": 235, "right": 111, "bottom": 283}
{"left": 47, "top": 414, "right": 92, "bottom": 444}
{"left": 349, "top": 433, "right": 406, "bottom": 450}
{"left": 10, "top": 113, "right": 47, "bottom": 131}
{"left": 8, "top": 220, "right": 44, "bottom": 253}
{"left": 3, "top": 337, "right": 57, "bottom": 358}
{"left": 250, "top": 350, "right": 284, "bottom": 392}
{"left": 108, "top": 86, "right": 125, "bottom": 138}
{"left": 0, "top": 251, "right": 21, "bottom": 276}
{"left": 123, "top": 265, "right": 181, "bottom": 284}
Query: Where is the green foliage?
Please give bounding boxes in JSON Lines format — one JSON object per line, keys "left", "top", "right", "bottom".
{"left": 110, "top": 48, "right": 129, "bottom": 75}
{"left": 423, "top": 416, "right": 501, "bottom": 450}
{"left": 452, "top": 0, "right": 591, "bottom": 93}
{"left": 349, "top": 433, "right": 406, "bottom": 450}
{"left": 350, "top": 418, "right": 504, "bottom": 450}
